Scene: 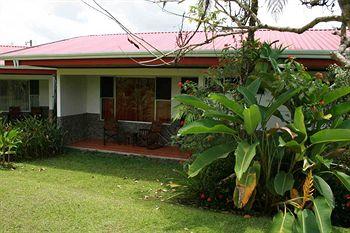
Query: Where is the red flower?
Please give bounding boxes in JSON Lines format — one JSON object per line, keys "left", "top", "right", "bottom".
{"left": 217, "top": 194, "right": 224, "bottom": 199}
{"left": 346, "top": 201, "right": 350, "bottom": 208}
{"left": 180, "top": 120, "right": 185, "bottom": 126}
{"left": 186, "top": 80, "right": 190, "bottom": 83}
{"left": 200, "top": 193, "right": 206, "bottom": 200}
{"left": 178, "top": 81, "right": 183, "bottom": 88}
{"left": 207, "top": 197, "right": 212, "bottom": 202}
{"left": 345, "top": 194, "right": 350, "bottom": 200}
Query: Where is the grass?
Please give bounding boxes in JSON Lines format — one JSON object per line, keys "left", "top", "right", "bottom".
{"left": 0, "top": 151, "right": 348, "bottom": 233}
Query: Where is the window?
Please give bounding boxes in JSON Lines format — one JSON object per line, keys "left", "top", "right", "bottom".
{"left": 100, "top": 77, "right": 115, "bottom": 120}
{"left": 0, "top": 80, "right": 30, "bottom": 112}
{"left": 156, "top": 78, "right": 171, "bottom": 122}
{"left": 30, "top": 80, "right": 39, "bottom": 107}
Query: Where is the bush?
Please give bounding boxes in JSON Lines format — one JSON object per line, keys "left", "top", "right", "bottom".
{"left": 0, "top": 119, "right": 21, "bottom": 166}
{"left": 14, "top": 116, "right": 65, "bottom": 160}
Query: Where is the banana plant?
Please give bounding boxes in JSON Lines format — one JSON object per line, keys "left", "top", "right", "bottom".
{"left": 174, "top": 78, "right": 350, "bottom": 229}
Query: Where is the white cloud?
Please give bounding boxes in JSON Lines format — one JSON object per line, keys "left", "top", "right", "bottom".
{"left": 0, "top": 0, "right": 341, "bottom": 46}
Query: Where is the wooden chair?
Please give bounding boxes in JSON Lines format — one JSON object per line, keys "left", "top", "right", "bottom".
{"left": 8, "top": 106, "right": 21, "bottom": 122}
{"left": 138, "top": 121, "right": 163, "bottom": 149}
{"left": 103, "top": 118, "right": 119, "bottom": 145}
{"left": 31, "top": 107, "right": 43, "bottom": 118}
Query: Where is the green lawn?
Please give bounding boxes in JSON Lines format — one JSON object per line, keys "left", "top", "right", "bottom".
{"left": 0, "top": 151, "right": 348, "bottom": 233}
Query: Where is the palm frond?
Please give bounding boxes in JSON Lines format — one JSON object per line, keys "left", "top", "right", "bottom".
{"left": 266, "top": 0, "right": 288, "bottom": 18}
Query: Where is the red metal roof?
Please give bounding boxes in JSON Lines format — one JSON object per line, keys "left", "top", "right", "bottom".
{"left": 1, "top": 29, "right": 348, "bottom": 59}
{"left": 0, "top": 45, "right": 26, "bottom": 54}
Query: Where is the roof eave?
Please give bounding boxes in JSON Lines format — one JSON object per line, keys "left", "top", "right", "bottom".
{"left": 0, "top": 49, "right": 335, "bottom": 60}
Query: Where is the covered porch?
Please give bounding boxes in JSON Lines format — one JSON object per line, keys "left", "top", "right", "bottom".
{"left": 69, "top": 139, "right": 190, "bottom": 161}
{"left": 56, "top": 68, "right": 206, "bottom": 143}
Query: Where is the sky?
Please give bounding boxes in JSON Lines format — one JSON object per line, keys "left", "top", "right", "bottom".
{"left": 0, "top": 0, "right": 341, "bottom": 46}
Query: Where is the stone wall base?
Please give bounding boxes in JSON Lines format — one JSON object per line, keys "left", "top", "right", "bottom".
{"left": 58, "top": 113, "right": 179, "bottom": 144}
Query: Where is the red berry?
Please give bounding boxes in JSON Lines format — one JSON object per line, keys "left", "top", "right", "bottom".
{"left": 200, "top": 193, "right": 206, "bottom": 200}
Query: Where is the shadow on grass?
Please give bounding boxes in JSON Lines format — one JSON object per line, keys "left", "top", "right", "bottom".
{"left": 26, "top": 149, "right": 183, "bottom": 182}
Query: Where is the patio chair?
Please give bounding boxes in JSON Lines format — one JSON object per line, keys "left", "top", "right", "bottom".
{"left": 137, "top": 121, "right": 163, "bottom": 149}
{"left": 8, "top": 106, "right": 22, "bottom": 122}
{"left": 103, "top": 118, "right": 120, "bottom": 145}
{"left": 31, "top": 107, "right": 43, "bottom": 119}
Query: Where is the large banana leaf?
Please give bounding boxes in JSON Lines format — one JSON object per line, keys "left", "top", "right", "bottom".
{"left": 330, "top": 102, "right": 350, "bottom": 116}
{"left": 323, "top": 86, "right": 350, "bottom": 105}
{"left": 174, "top": 95, "right": 213, "bottom": 111}
{"left": 234, "top": 141, "right": 259, "bottom": 180}
{"left": 333, "top": 171, "right": 350, "bottom": 191}
{"left": 243, "top": 104, "right": 262, "bottom": 135}
{"left": 274, "top": 171, "right": 294, "bottom": 196}
{"left": 233, "top": 162, "right": 261, "bottom": 208}
{"left": 237, "top": 86, "right": 257, "bottom": 106}
{"left": 313, "top": 197, "right": 332, "bottom": 233}
{"left": 295, "top": 209, "right": 319, "bottom": 233}
{"left": 178, "top": 119, "right": 236, "bottom": 136}
{"left": 310, "top": 129, "right": 350, "bottom": 144}
{"left": 314, "top": 175, "right": 334, "bottom": 208}
{"left": 203, "top": 110, "right": 238, "bottom": 122}
{"left": 208, "top": 93, "right": 244, "bottom": 118}
{"left": 188, "top": 143, "right": 235, "bottom": 177}
{"left": 263, "top": 88, "right": 300, "bottom": 125}
{"left": 270, "top": 211, "right": 295, "bottom": 233}
{"left": 247, "top": 78, "right": 261, "bottom": 95}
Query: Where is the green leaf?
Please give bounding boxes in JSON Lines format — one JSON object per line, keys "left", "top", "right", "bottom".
{"left": 174, "top": 95, "right": 213, "bottom": 111}
{"left": 294, "top": 107, "right": 307, "bottom": 136}
{"left": 188, "top": 144, "right": 235, "bottom": 177}
{"left": 333, "top": 171, "right": 350, "bottom": 191}
{"left": 247, "top": 78, "right": 261, "bottom": 95}
{"left": 243, "top": 104, "right": 262, "bottom": 135}
{"left": 178, "top": 119, "right": 236, "bottom": 136}
{"left": 237, "top": 86, "right": 257, "bottom": 106}
{"left": 313, "top": 197, "right": 332, "bottom": 233}
{"left": 296, "top": 209, "right": 319, "bottom": 233}
{"left": 270, "top": 211, "right": 295, "bottom": 233}
{"left": 314, "top": 175, "right": 334, "bottom": 208}
{"left": 203, "top": 110, "right": 238, "bottom": 122}
{"left": 323, "top": 86, "right": 350, "bottom": 105}
{"left": 208, "top": 93, "right": 244, "bottom": 118}
{"left": 263, "top": 88, "right": 300, "bottom": 124}
{"left": 274, "top": 171, "right": 294, "bottom": 196}
{"left": 337, "top": 120, "right": 350, "bottom": 129}
{"left": 234, "top": 141, "right": 259, "bottom": 180}
{"left": 310, "top": 129, "right": 350, "bottom": 144}
{"left": 330, "top": 103, "right": 350, "bottom": 116}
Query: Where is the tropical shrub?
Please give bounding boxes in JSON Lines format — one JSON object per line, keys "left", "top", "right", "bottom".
{"left": 14, "top": 116, "right": 64, "bottom": 160}
{"left": 0, "top": 124, "right": 21, "bottom": 166}
{"left": 173, "top": 41, "right": 350, "bottom": 232}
